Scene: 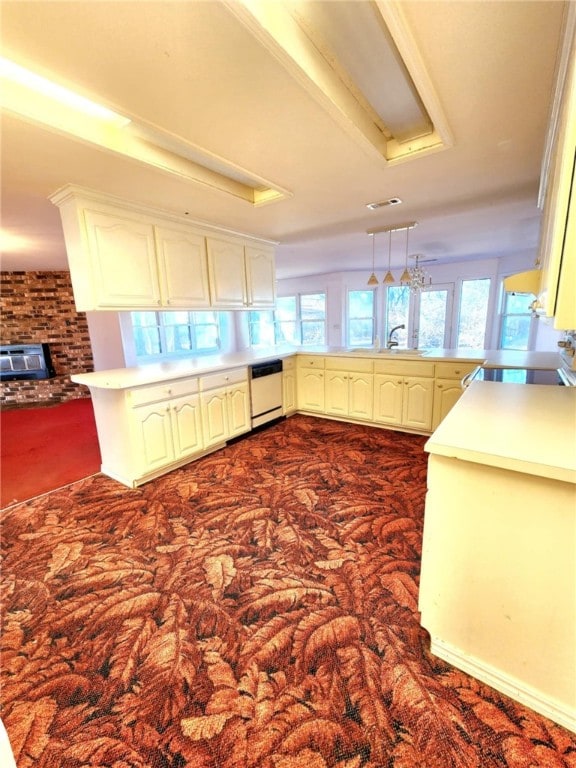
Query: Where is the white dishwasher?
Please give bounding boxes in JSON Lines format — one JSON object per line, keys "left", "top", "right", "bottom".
{"left": 249, "top": 359, "right": 283, "bottom": 429}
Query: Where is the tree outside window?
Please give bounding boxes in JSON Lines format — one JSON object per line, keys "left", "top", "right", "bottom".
{"left": 347, "top": 290, "right": 375, "bottom": 347}
{"left": 457, "top": 279, "right": 491, "bottom": 348}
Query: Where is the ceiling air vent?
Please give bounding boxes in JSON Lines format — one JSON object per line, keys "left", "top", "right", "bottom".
{"left": 366, "top": 197, "right": 403, "bottom": 210}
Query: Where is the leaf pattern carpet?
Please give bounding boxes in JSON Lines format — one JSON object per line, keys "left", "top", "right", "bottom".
{"left": 2, "top": 414, "right": 575, "bottom": 768}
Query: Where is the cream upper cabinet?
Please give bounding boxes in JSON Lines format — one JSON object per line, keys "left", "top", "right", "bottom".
{"left": 206, "top": 236, "right": 247, "bottom": 308}
{"left": 84, "top": 210, "right": 161, "bottom": 308}
{"left": 50, "top": 186, "right": 276, "bottom": 312}
{"left": 206, "top": 237, "right": 276, "bottom": 308}
{"left": 245, "top": 245, "right": 276, "bottom": 307}
{"left": 538, "top": 29, "right": 576, "bottom": 330}
{"left": 155, "top": 226, "right": 211, "bottom": 308}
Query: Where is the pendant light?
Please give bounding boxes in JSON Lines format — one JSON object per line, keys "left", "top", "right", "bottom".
{"left": 383, "top": 230, "right": 395, "bottom": 283}
{"left": 399, "top": 225, "right": 411, "bottom": 284}
{"left": 367, "top": 233, "right": 378, "bottom": 285}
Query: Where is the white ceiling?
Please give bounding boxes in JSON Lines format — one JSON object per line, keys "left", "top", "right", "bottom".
{"left": 0, "top": 0, "right": 568, "bottom": 280}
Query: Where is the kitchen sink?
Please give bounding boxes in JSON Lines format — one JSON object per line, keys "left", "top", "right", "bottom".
{"left": 346, "top": 348, "right": 425, "bottom": 356}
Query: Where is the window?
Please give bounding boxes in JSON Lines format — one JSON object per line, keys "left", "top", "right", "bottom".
{"left": 457, "top": 279, "right": 491, "bottom": 348}
{"left": 500, "top": 292, "right": 535, "bottom": 350}
{"left": 247, "top": 293, "right": 326, "bottom": 348}
{"left": 385, "top": 286, "right": 410, "bottom": 347}
{"left": 347, "top": 290, "right": 375, "bottom": 347}
{"left": 416, "top": 287, "right": 451, "bottom": 349}
{"left": 131, "top": 311, "right": 222, "bottom": 359}
{"left": 300, "top": 293, "right": 326, "bottom": 345}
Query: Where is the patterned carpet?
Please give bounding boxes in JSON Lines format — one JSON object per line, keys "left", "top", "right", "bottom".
{"left": 1, "top": 415, "right": 575, "bottom": 767}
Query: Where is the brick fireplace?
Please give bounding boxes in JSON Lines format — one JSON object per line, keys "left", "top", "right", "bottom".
{"left": 0, "top": 271, "right": 94, "bottom": 409}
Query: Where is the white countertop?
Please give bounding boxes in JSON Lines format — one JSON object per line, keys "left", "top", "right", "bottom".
{"left": 71, "top": 346, "right": 563, "bottom": 390}
{"left": 71, "top": 346, "right": 298, "bottom": 389}
{"left": 426, "top": 381, "right": 576, "bottom": 483}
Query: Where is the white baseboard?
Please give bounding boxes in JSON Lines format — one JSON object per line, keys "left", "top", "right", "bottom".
{"left": 430, "top": 636, "right": 576, "bottom": 734}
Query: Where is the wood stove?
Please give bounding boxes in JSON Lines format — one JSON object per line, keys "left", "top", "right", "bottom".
{"left": 0, "top": 344, "right": 56, "bottom": 381}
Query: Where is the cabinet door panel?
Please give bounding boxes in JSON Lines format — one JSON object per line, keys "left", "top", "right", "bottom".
{"left": 373, "top": 375, "right": 403, "bottom": 424}
{"left": 201, "top": 390, "right": 229, "bottom": 447}
{"left": 349, "top": 374, "right": 373, "bottom": 420}
{"left": 403, "top": 377, "right": 434, "bottom": 431}
{"left": 297, "top": 369, "right": 325, "bottom": 411}
{"left": 132, "top": 403, "right": 174, "bottom": 472}
{"left": 206, "top": 237, "right": 247, "bottom": 307}
{"left": 227, "top": 384, "right": 250, "bottom": 438}
{"left": 283, "top": 371, "right": 297, "bottom": 414}
{"left": 172, "top": 395, "right": 204, "bottom": 458}
{"left": 84, "top": 211, "right": 160, "bottom": 307}
{"left": 245, "top": 245, "right": 275, "bottom": 307}
{"left": 432, "top": 379, "right": 464, "bottom": 430}
{"left": 155, "top": 227, "right": 210, "bottom": 307}
{"left": 325, "top": 371, "right": 349, "bottom": 416}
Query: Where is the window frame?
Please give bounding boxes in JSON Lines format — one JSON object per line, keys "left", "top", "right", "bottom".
{"left": 130, "top": 310, "right": 223, "bottom": 361}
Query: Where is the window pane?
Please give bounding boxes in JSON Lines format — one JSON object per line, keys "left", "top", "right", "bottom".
{"left": 348, "top": 290, "right": 375, "bottom": 346}
{"left": 133, "top": 324, "right": 161, "bottom": 356}
{"left": 500, "top": 292, "right": 533, "bottom": 350}
{"left": 301, "top": 293, "right": 325, "bottom": 318}
{"left": 301, "top": 320, "right": 325, "bottom": 345}
{"left": 418, "top": 290, "right": 448, "bottom": 348}
{"left": 275, "top": 296, "right": 299, "bottom": 344}
{"left": 277, "top": 321, "right": 298, "bottom": 345}
{"left": 249, "top": 310, "right": 275, "bottom": 347}
{"left": 501, "top": 314, "right": 531, "bottom": 350}
{"left": 385, "top": 286, "right": 409, "bottom": 347}
{"left": 132, "top": 311, "right": 157, "bottom": 327}
{"left": 457, "top": 279, "right": 490, "bottom": 348}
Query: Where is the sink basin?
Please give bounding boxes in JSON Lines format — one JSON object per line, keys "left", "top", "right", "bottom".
{"left": 346, "top": 348, "right": 425, "bottom": 356}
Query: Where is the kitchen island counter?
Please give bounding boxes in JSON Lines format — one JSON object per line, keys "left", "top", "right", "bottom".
{"left": 419, "top": 378, "right": 576, "bottom": 733}
{"left": 425, "top": 380, "right": 576, "bottom": 483}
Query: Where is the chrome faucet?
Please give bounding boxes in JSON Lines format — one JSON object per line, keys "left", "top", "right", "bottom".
{"left": 387, "top": 324, "right": 405, "bottom": 349}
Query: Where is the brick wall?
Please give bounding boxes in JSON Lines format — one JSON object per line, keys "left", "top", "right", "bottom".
{"left": 1, "top": 271, "right": 94, "bottom": 409}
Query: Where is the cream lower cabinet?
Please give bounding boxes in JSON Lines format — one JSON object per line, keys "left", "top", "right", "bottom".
{"left": 85, "top": 377, "right": 205, "bottom": 487}
{"left": 131, "top": 391, "right": 203, "bottom": 475}
{"left": 296, "top": 356, "right": 325, "bottom": 412}
{"left": 282, "top": 357, "right": 297, "bottom": 415}
{"left": 374, "top": 360, "right": 435, "bottom": 432}
{"left": 324, "top": 357, "right": 373, "bottom": 421}
{"left": 200, "top": 368, "right": 250, "bottom": 448}
{"left": 432, "top": 362, "right": 478, "bottom": 430}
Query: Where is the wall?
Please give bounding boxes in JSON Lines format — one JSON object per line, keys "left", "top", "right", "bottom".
{"left": 0, "top": 271, "right": 94, "bottom": 408}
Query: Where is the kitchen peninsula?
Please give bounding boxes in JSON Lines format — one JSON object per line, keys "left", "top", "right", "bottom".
{"left": 419, "top": 380, "right": 576, "bottom": 733}
{"left": 73, "top": 346, "right": 566, "bottom": 487}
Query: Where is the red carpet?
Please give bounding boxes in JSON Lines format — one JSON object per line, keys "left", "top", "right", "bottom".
{"left": 0, "top": 398, "right": 101, "bottom": 508}
{"left": 2, "top": 415, "right": 575, "bottom": 767}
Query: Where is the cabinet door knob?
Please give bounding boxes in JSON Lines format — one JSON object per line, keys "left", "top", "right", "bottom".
{"left": 438, "top": 384, "right": 443, "bottom": 389}
{"left": 455, "top": 369, "right": 460, "bottom": 375}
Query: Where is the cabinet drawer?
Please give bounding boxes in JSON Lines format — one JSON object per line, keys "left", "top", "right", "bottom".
{"left": 373, "top": 360, "right": 435, "bottom": 377}
{"left": 200, "top": 367, "right": 247, "bottom": 391}
{"left": 282, "top": 357, "right": 296, "bottom": 371}
{"left": 434, "top": 361, "right": 479, "bottom": 379}
{"left": 297, "top": 355, "right": 325, "bottom": 368}
{"left": 325, "top": 356, "right": 373, "bottom": 373}
{"left": 129, "top": 377, "right": 199, "bottom": 407}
